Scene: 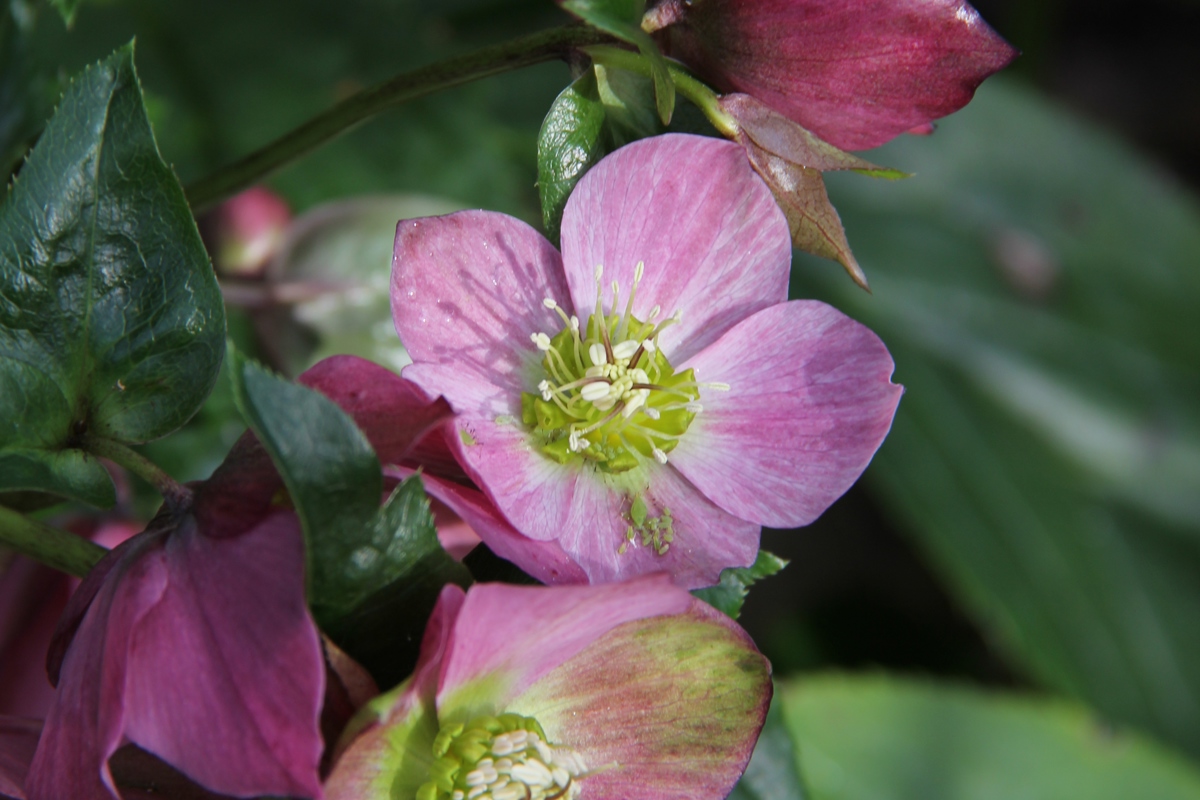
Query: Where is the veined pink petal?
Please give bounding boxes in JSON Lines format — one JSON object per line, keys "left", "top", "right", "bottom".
{"left": 385, "top": 465, "right": 587, "bottom": 585}
{"left": 27, "top": 513, "right": 325, "bottom": 800}
{"left": 560, "top": 134, "right": 790, "bottom": 363}
{"left": 392, "top": 211, "right": 572, "bottom": 418}
{"left": 657, "top": 0, "right": 1017, "bottom": 151}
{"left": 509, "top": 598, "right": 770, "bottom": 800}
{"left": 435, "top": 577, "right": 691, "bottom": 713}
{"left": 673, "top": 300, "right": 902, "bottom": 527}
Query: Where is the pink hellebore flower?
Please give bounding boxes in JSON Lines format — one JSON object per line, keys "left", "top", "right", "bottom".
{"left": 325, "top": 576, "right": 771, "bottom": 800}
{"left": 392, "top": 133, "right": 902, "bottom": 588}
{"left": 646, "top": 0, "right": 1018, "bottom": 151}
{"left": 25, "top": 507, "right": 326, "bottom": 800}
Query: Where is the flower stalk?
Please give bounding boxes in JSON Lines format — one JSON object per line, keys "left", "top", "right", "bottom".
{"left": 0, "top": 505, "right": 107, "bottom": 577}
{"left": 82, "top": 435, "right": 193, "bottom": 512}
{"left": 185, "top": 24, "right": 611, "bottom": 212}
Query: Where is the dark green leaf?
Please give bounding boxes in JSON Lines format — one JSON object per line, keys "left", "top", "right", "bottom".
{"left": 790, "top": 79, "right": 1200, "bottom": 754}
{"left": 537, "top": 71, "right": 607, "bottom": 243}
{"left": 693, "top": 550, "right": 787, "bottom": 619}
{"left": 727, "top": 693, "right": 809, "bottom": 800}
{"left": 779, "top": 675, "right": 1200, "bottom": 800}
{"left": 562, "top": 0, "right": 675, "bottom": 124}
{"left": 0, "top": 44, "right": 225, "bottom": 506}
{"left": 227, "top": 350, "right": 470, "bottom": 650}
{"left": 323, "top": 475, "right": 472, "bottom": 689}
{"left": 594, "top": 63, "right": 661, "bottom": 144}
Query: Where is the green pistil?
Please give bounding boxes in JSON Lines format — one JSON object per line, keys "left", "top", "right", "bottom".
{"left": 521, "top": 266, "right": 701, "bottom": 475}
{"left": 417, "top": 713, "right": 585, "bottom": 800}
{"left": 619, "top": 496, "right": 674, "bottom": 556}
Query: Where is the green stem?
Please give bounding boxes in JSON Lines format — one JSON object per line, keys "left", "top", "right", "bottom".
{"left": 584, "top": 44, "right": 739, "bottom": 137}
{"left": 0, "top": 506, "right": 107, "bottom": 577}
{"left": 83, "top": 436, "right": 193, "bottom": 511}
{"left": 185, "top": 24, "right": 609, "bottom": 212}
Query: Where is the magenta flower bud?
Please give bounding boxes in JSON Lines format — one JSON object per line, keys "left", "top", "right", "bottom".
{"left": 391, "top": 133, "right": 902, "bottom": 588}
{"left": 212, "top": 186, "right": 291, "bottom": 276}
{"left": 325, "top": 576, "right": 772, "bottom": 800}
{"left": 647, "top": 0, "right": 1017, "bottom": 151}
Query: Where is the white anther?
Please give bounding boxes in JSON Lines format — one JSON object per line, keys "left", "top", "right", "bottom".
{"left": 543, "top": 298, "right": 558, "bottom": 309}
{"left": 552, "top": 767, "right": 571, "bottom": 788}
{"left": 512, "top": 761, "right": 554, "bottom": 787}
{"left": 492, "top": 785, "right": 523, "bottom": 800}
{"left": 580, "top": 382, "right": 611, "bottom": 403}
{"left": 643, "top": 406, "right": 661, "bottom": 420}
{"left": 653, "top": 447, "right": 669, "bottom": 464}
{"left": 531, "top": 332, "right": 551, "bottom": 351}
{"left": 685, "top": 402, "right": 704, "bottom": 413}
{"left": 622, "top": 394, "right": 646, "bottom": 418}
{"left": 570, "top": 315, "right": 580, "bottom": 331}
{"left": 588, "top": 342, "right": 607, "bottom": 366}
{"left": 466, "top": 769, "right": 488, "bottom": 788}
{"left": 642, "top": 338, "right": 656, "bottom": 353}
{"left": 594, "top": 264, "right": 603, "bottom": 281}
{"left": 467, "top": 786, "right": 487, "bottom": 800}
{"left": 634, "top": 260, "right": 645, "bottom": 282}
{"left": 568, "top": 430, "right": 586, "bottom": 452}
{"left": 533, "top": 739, "right": 554, "bottom": 764}
{"left": 538, "top": 380, "right": 554, "bottom": 401}
{"left": 631, "top": 368, "right": 650, "bottom": 384}
{"left": 648, "top": 304, "right": 661, "bottom": 320}
{"left": 611, "top": 340, "right": 639, "bottom": 360}
{"left": 591, "top": 393, "right": 618, "bottom": 411}
{"left": 707, "top": 382, "right": 730, "bottom": 391}
{"left": 491, "top": 736, "right": 515, "bottom": 757}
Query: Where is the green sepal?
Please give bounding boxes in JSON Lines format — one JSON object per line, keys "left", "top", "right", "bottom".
{"left": 693, "top": 550, "right": 788, "bottom": 619}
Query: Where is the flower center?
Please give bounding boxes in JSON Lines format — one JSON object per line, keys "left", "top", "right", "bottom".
{"left": 418, "top": 713, "right": 586, "bottom": 800}
{"left": 522, "top": 262, "right": 722, "bottom": 474}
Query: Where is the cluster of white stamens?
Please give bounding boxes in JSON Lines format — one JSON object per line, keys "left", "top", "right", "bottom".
{"left": 451, "top": 730, "right": 585, "bottom": 800}
{"left": 523, "top": 261, "right": 730, "bottom": 471}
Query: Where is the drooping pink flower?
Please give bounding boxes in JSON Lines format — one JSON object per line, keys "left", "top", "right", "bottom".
{"left": 211, "top": 186, "right": 291, "bottom": 276}
{"left": 392, "top": 133, "right": 901, "bottom": 588}
{"left": 324, "top": 576, "right": 771, "bottom": 800}
{"left": 646, "top": 0, "right": 1018, "bottom": 151}
{"left": 25, "top": 508, "right": 326, "bottom": 800}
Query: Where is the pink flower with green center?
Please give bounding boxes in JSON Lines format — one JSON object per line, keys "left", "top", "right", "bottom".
{"left": 392, "top": 133, "right": 901, "bottom": 588}
{"left": 325, "top": 576, "right": 771, "bottom": 800}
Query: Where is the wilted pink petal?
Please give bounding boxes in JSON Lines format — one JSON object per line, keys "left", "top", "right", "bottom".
{"left": 673, "top": 301, "right": 903, "bottom": 526}
{"left": 654, "top": 0, "right": 1017, "bottom": 150}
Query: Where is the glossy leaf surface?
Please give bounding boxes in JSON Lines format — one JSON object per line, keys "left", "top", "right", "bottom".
{"left": 0, "top": 44, "right": 224, "bottom": 506}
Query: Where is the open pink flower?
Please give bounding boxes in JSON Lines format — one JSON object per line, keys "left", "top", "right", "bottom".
{"left": 646, "top": 0, "right": 1017, "bottom": 151}
{"left": 392, "top": 133, "right": 901, "bottom": 588}
{"left": 325, "top": 576, "right": 771, "bottom": 800}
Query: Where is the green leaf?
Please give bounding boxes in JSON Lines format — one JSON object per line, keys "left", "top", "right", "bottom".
{"left": 779, "top": 675, "right": 1200, "bottom": 800}
{"left": 227, "top": 349, "right": 470, "bottom": 681}
{"left": 693, "top": 550, "right": 787, "bottom": 619}
{"left": 537, "top": 71, "right": 607, "bottom": 243}
{"left": 790, "top": 79, "right": 1200, "bottom": 754}
{"left": 728, "top": 693, "right": 810, "bottom": 800}
{"left": 0, "top": 43, "right": 225, "bottom": 506}
{"left": 561, "top": 0, "right": 675, "bottom": 124}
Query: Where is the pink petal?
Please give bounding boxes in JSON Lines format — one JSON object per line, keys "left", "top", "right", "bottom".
{"left": 435, "top": 577, "right": 692, "bottom": 712}
{"left": 445, "top": 417, "right": 757, "bottom": 588}
{"left": 0, "top": 717, "right": 40, "bottom": 800}
{"left": 385, "top": 466, "right": 587, "bottom": 585}
{"left": 658, "top": 0, "right": 1017, "bottom": 151}
{"left": 297, "top": 355, "right": 457, "bottom": 470}
{"left": 559, "top": 134, "right": 791, "bottom": 363}
{"left": 673, "top": 300, "right": 902, "bottom": 527}
{"left": 510, "top": 597, "right": 771, "bottom": 800}
{"left": 28, "top": 513, "right": 325, "bottom": 800}
{"left": 392, "top": 211, "right": 572, "bottom": 418}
